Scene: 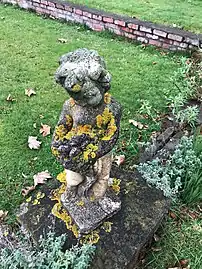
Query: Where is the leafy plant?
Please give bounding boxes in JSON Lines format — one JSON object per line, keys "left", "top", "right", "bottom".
{"left": 0, "top": 232, "right": 96, "bottom": 269}
{"left": 176, "top": 105, "right": 199, "bottom": 127}
{"left": 137, "top": 135, "right": 202, "bottom": 204}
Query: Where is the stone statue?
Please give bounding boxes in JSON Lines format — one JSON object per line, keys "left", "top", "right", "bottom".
{"left": 51, "top": 48, "right": 122, "bottom": 233}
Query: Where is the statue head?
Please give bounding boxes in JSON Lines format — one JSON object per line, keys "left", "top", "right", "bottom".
{"left": 55, "top": 48, "right": 111, "bottom": 106}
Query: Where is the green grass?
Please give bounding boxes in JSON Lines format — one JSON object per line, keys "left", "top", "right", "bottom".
{"left": 143, "top": 206, "right": 202, "bottom": 269}
{"left": 71, "top": 0, "right": 202, "bottom": 33}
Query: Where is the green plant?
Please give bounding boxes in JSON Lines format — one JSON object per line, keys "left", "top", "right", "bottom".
{"left": 176, "top": 105, "right": 199, "bottom": 127}
{"left": 137, "top": 135, "right": 202, "bottom": 204}
{"left": 0, "top": 232, "right": 96, "bottom": 269}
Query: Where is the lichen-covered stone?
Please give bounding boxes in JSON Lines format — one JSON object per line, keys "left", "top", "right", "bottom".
{"left": 51, "top": 48, "right": 122, "bottom": 232}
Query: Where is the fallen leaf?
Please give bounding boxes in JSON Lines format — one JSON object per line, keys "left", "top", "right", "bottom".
{"left": 33, "top": 123, "right": 37, "bottom": 129}
{"left": 114, "top": 155, "right": 125, "bottom": 166}
{"left": 39, "top": 114, "right": 44, "bottom": 119}
{"left": 40, "top": 124, "right": 51, "bottom": 137}
{"left": 33, "top": 170, "right": 52, "bottom": 187}
{"left": 21, "top": 186, "right": 35, "bottom": 196}
{"left": 0, "top": 210, "right": 8, "bottom": 221}
{"left": 169, "top": 211, "right": 177, "bottom": 219}
{"left": 152, "top": 61, "right": 157, "bottom": 65}
{"left": 25, "top": 88, "right": 36, "bottom": 97}
{"left": 58, "top": 38, "right": 68, "bottom": 43}
{"left": 6, "top": 94, "right": 15, "bottom": 102}
{"left": 129, "top": 119, "right": 144, "bottom": 130}
{"left": 28, "top": 136, "right": 41, "bottom": 150}
{"left": 179, "top": 259, "right": 189, "bottom": 266}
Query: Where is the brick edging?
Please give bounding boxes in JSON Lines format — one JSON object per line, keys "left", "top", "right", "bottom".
{"left": 1, "top": 0, "right": 202, "bottom": 51}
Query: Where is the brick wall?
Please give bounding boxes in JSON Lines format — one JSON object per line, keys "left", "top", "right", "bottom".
{"left": 1, "top": 0, "right": 202, "bottom": 51}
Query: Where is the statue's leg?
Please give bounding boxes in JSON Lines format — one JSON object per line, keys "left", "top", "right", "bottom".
{"left": 64, "top": 169, "right": 84, "bottom": 198}
{"left": 91, "top": 152, "right": 112, "bottom": 199}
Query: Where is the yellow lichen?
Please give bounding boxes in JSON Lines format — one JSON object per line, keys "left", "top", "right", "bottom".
{"left": 110, "top": 178, "right": 121, "bottom": 195}
{"left": 80, "top": 230, "right": 100, "bottom": 244}
{"left": 76, "top": 200, "right": 85, "bottom": 206}
{"left": 51, "top": 146, "right": 59, "bottom": 157}
{"left": 26, "top": 196, "right": 32, "bottom": 203}
{"left": 96, "top": 108, "right": 117, "bottom": 141}
{"left": 66, "top": 115, "right": 73, "bottom": 129}
{"left": 36, "top": 191, "right": 45, "bottom": 200}
{"left": 104, "top": 93, "right": 111, "bottom": 104}
{"left": 83, "top": 143, "right": 98, "bottom": 161}
{"left": 57, "top": 170, "right": 66, "bottom": 183}
{"left": 72, "top": 84, "right": 81, "bottom": 92}
{"left": 102, "top": 221, "right": 113, "bottom": 233}
{"left": 32, "top": 199, "right": 40, "bottom": 205}
{"left": 55, "top": 124, "right": 68, "bottom": 141}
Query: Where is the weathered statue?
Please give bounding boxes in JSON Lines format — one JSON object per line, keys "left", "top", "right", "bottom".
{"left": 51, "top": 48, "right": 122, "bottom": 233}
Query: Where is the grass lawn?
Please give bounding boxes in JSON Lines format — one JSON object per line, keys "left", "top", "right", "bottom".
{"left": 1, "top": 4, "right": 201, "bottom": 269}
{"left": 71, "top": 0, "right": 202, "bottom": 33}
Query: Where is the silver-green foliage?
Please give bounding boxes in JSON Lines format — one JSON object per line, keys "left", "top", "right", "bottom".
{"left": 0, "top": 233, "right": 95, "bottom": 269}
{"left": 137, "top": 135, "right": 202, "bottom": 202}
{"left": 169, "top": 57, "right": 199, "bottom": 127}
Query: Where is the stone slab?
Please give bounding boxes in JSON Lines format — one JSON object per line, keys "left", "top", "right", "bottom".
{"left": 17, "top": 167, "right": 169, "bottom": 269}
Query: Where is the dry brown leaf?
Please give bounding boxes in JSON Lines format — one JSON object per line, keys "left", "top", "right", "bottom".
{"left": 6, "top": 94, "right": 15, "bottom": 102}
{"left": 58, "top": 38, "right": 68, "bottom": 43}
{"left": 21, "top": 186, "right": 35, "bottom": 197}
{"left": 114, "top": 155, "right": 125, "bottom": 166}
{"left": 25, "top": 88, "right": 36, "bottom": 97}
{"left": 28, "top": 136, "right": 41, "bottom": 150}
{"left": 33, "top": 170, "right": 52, "bottom": 187}
{"left": 129, "top": 119, "right": 144, "bottom": 130}
{"left": 0, "top": 210, "right": 8, "bottom": 221}
{"left": 169, "top": 211, "right": 177, "bottom": 219}
{"left": 40, "top": 124, "right": 51, "bottom": 137}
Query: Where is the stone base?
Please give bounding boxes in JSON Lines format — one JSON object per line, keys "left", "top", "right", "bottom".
{"left": 17, "top": 167, "right": 169, "bottom": 269}
{"left": 61, "top": 189, "right": 121, "bottom": 234}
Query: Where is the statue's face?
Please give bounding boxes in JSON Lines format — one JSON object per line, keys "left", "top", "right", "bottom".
{"left": 55, "top": 49, "right": 111, "bottom": 107}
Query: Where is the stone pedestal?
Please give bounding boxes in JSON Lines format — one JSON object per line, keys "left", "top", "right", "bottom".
{"left": 17, "top": 167, "right": 169, "bottom": 269}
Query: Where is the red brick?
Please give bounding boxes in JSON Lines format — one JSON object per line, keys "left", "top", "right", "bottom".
{"left": 153, "top": 29, "right": 167, "bottom": 37}
{"left": 159, "top": 38, "right": 173, "bottom": 44}
{"left": 124, "top": 32, "right": 136, "bottom": 39}
{"left": 146, "top": 33, "right": 158, "bottom": 40}
{"left": 74, "top": 8, "right": 83, "bottom": 15}
{"left": 65, "top": 6, "right": 73, "bottom": 12}
{"left": 92, "top": 14, "right": 102, "bottom": 21}
{"left": 121, "top": 27, "right": 133, "bottom": 33}
{"left": 41, "top": 0, "right": 48, "bottom": 5}
{"left": 105, "top": 23, "right": 119, "bottom": 29}
{"left": 140, "top": 25, "right": 152, "bottom": 33}
{"left": 114, "top": 19, "right": 125, "bottom": 27}
{"left": 133, "top": 30, "right": 145, "bottom": 37}
{"left": 128, "top": 23, "right": 138, "bottom": 30}
{"left": 92, "top": 23, "right": 104, "bottom": 32}
{"left": 149, "top": 39, "right": 162, "bottom": 47}
{"left": 56, "top": 3, "right": 64, "bottom": 10}
{"left": 103, "top": 17, "right": 113, "bottom": 23}
{"left": 47, "top": 1, "right": 55, "bottom": 7}
{"left": 83, "top": 11, "right": 92, "bottom": 18}
{"left": 33, "top": 2, "right": 40, "bottom": 7}
{"left": 33, "top": 0, "right": 40, "bottom": 3}
{"left": 162, "top": 43, "right": 171, "bottom": 49}
{"left": 168, "top": 33, "right": 183, "bottom": 42}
